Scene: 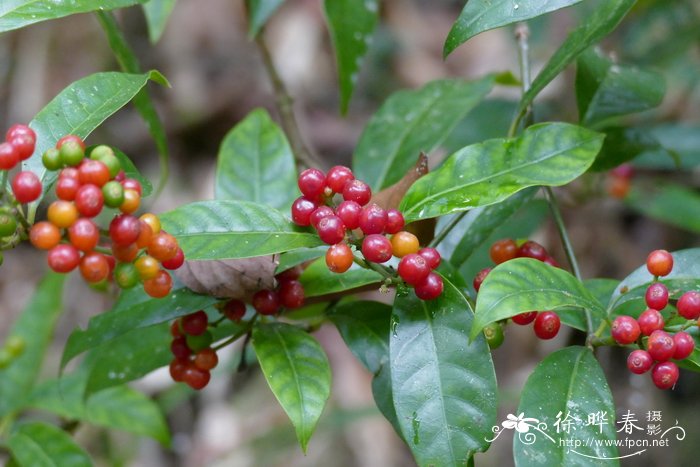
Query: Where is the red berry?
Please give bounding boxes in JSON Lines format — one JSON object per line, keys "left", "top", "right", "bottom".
{"left": 29, "top": 221, "right": 61, "bottom": 250}
{"left": 143, "top": 270, "right": 173, "bottom": 298}
{"left": 414, "top": 272, "right": 443, "bottom": 300}
{"left": 222, "top": 299, "right": 246, "bottom": 321}
{"left": 279, "top": 280, "right": 305, "bottom": 309}
{"left": 646, "top": 250, "right": 673, "bottom": 277}
{"left": 473, "top": 267, "right": 492, "bottom": 292}
{"left": 6, "top": 124, "right": 36, "bottom": 144}
{"left": 651, "top": 361, "right": 679, "bottom": 390}
{"left": 512, "top": 311, "right": 537, "bottom": 325}
{"left": 112, "top": 242, "right": 139, "bottom": 263}
{"left": 170, "top": 320, "right": 182, "bottom": 337}
{"left": 361, "top": 234, "right": 392, "bottom": 263}
{"left": 109, "top": 214, "right": 142, "bottom": 246}
{"left": 298, "top": 168, "right": 326, "bottom": 199}
{"left": 647, "top": 330, "right": 675, "bottom": 362}
{"left": 183, "top": 366, "right": 210, "bottom": 390}
{"left": 417, "top": 248, "right": 441, "bottom": 270}
{"left": 358, "top": 203, "right": 387, "bottom": 235}
{"left": 121, "top": 178, "right": 142, "bottom": 196}
{"left": 384, "top": 209, "right": 405, "bottom": 234}
{"left": 11, "top": 171, "right": 42, "bottom": 203}
{"left": 0, "top": 142, "right": 19, "bottom": 170}
{"left": 10, "top": 134, "right": 35, "bottom": 161}
{"left": 316, "top": 215, "right": 345, "bottom": 245}
{"left": 79, "top": 252, "right": 110, "bottom": 283}
{"left": 397, "top": 254, "right": 430, "bottom": 285}
{"left": 677, "top": 291, "right": 700, "bottom": 320}
{"left": 611, "top": 163, "right": 634, "bottom": 179}
{"left": 194, "top": 348, "right": 219, "bottom": 371}
{"left": 325, "top": 165, "right": 354, "bottom": 193}
{"left": 516, "top": 241, "right": 547, "bottom": 261}
{"left": 638, "top": 308, "right": 665, "bottom": 336}
{"left": 148, "top": 232, "right": 179, "bottom": 262}
{"left": 47, "top": 244, "right": 80, "bottom": 273}
{"left": 56, "top": 134, "right": 86, "bottom": 150}
{"left": 645, "top": 283, "right": 669, "bottom": 310}
{"left": 611, "top": 315, "right": 641, "bottom": 345}
{"left": 68, "top": 218, "right": 100, "bottom": 252}
{"left": 534, "top": 311, "right": 560, "bottom": 339}
{"left": 78, "top": 159, "right": 110, "bottom": 187}
{"left": 275, "top": 266, "right": 302, "bottom": 283}
{"left": 335, "top": 200, "right": 362, "bottom": 230}
{"left": 342, "top": 179, "right": 371, "bottom": 206}
{"left": 291, "top": 197, "right": 317, "bottom": 226}
{"left": 162, "top": 248, "right": 185, "bottom": 270}
{"left": 55, "top": 176, "right": 80, "bottom": 201}
{"left": 74, "top": 184, "right": 104, "bottom": 217}
{"left": 326, "top": 242, "right": 354, "bottom": 273}
{"left": 309, "top": 205, "right": 334, "bottom": 229}
{"left": 490, "top": 239, "right": 518, "bottom": 264}
{"left": 169, "top": 359, "right": 188, "bottom": 382}
{"left": 627, "top": 350, "right": 653, "bottom": 374}
{"left": 672, "top": 332, "right": 694, "bottom": 360}
{"left": 543, "top": 256, "right": 560, "bottom": 268}
{"left": 182, "top": 310, "right": 208, "bottom": 336}
{"left": 252, "top": 289, "right": 280, "bottom": 315}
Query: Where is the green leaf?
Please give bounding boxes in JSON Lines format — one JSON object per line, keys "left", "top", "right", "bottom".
{"left": 443, "top": 0, "right": 582, "bottom": 57}
{"left": 0, "top": 0, "right": 146, "bottom": 33}
{"left": 626, "top": 184, "right": 700, "bottom": 233}
{"left": 589, "top": 126, "right": 677, "bottom": 172}
{"left": 400, "top": 123, "right": 604, "bottom": 222}
{"left": 61, "top": 281, "right": 217, "bottom": 369}
{"left": 300, "top": 258, "right": 382, "bottom": 298}
{"left": 160, "top": 200, "right": 324, "bottom": 260}
{"left": 246, "top": 0, "right": 284, "bottom": 37}
{"left": 442, "top": 99, "right": 517, "bottom": 154}
{"left": 215, "top": 108, "right": 297, "bottom": 210}
{"left": 557, "top": 278, "right": 619, "bottom": 331}
{"left": 8, "top": 422, "right": 92, "bottom": 467}
{"left": 253, "top": 323, "right": 331, "bottom": 452}
{"left": 97, "top": 11, "right": 170, "bottom": 195}
{"left": 323, "top": 0, "right": 379, "bottom": 114}
{"left": 329, "top": 301, "right": 401, "bottom": 435}
{"left": 608, "top": 248, "right": 700, "bottom": 315}
{"left": 514, "top": 347, "right": 619, "bottom": 466}
{"left": 354, "top": 77, "right": 495, "bottom": 190}
{"left": 634, "top": 124, "right": 700, "bottom": 170}
{"left": 518, "top": 0, "right": 637, "bottom": 117}
{"left": 471, "top": 258, "right": 606, "bottom": 340}
{"left": 390, "top": 277, "right": 497, "bottom": 466}
{"left": 0, "top": 273, "right": 65, "bottom": 417}
{"left": 275, "top": 246, "right": 326, "bottom": 274}
{"left": 142, "top": 0, "right": 176, "bottom": 43}
{"left": 576, "top": 48, "right": 665, "bottom": 126}
{"left": 440, "top": 188, "right": 538, "bottom": 268}
{"left": 113, "top": 147, "right": 154, "bottom": 197}
{"left": 24, "top": 71, "right": 167, "bottom": 204}
{"left": 29, "top": 369, "right": 169, "bottom": 444}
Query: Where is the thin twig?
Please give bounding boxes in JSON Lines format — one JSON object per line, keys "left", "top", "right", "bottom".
{"left": 429, "top": 211, "right": 467, "bottom": 248}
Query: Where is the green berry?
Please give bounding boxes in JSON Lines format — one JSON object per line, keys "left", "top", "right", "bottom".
{"left": 186, "top": 331, "right": 213, "bottom": 352}
{"left": 5, "top": 335, "right": 25, "bottom": 357}
{"left": 102, "top": 181, "right": 125, "bottom": 208}
{"left": 114, "top": 262, "right": 139, "bottom": 289}
{"left": 59, "top": 140, "right": 85, "bottom": 167}
{"left": 0, "top": 212, "right": 17, "bottom": 237}
{"left": 42, "top": 148, "right": 62, "bottom": 171}
{"left": 89, "top": 145, "right": 115, "bottom": 160}
{"left": 0, "top": 349, "right": 12, "bottom": 369}
{"left": 100, "top": 154, "right": 121, "bottom": 178}
{"left": 483, "top": 322, "right": 504, "bottom": 349}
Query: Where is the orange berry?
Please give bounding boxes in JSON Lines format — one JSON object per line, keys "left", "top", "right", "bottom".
{"left": 390, "top": 231, "right": 419, "bottom": 258}
{"left": 47, "top": 200, "right": 79, "bottom": 228}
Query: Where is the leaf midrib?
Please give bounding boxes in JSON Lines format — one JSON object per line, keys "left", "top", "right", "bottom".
{"left": 273, "top": 325, "right": 307, "bottom": 445}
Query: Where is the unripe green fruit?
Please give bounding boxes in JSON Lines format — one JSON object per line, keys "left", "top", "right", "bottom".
{"left": 102, "top": 181, "right": 125, "bottom": 208}
{"left": 59, "top": 140, "right": 85, "bottom": 167}
{"left": 99, "top": 154, "right": 122, "bottom": 178}
{"left": 0, "top": 349, "right": 12, "bottom": 368}
{"left": 90, "top": 145, "right": 115, "bottom": 160}
{"left": 483, "top": 322, "right": 504, "bottom": 349}
{"left": 186, "top": 331, "right": 213, "bottom": 352}
{"left": 5, "top": 335, "right": 25, "bottom": 357}
{"left": 0, "top": 213, "right": 17, "bottom": 237}
{"left": 42, "top": 148, "right": 62, "bottom": 170}
{"left": 114, "top": 262, "right": 139, "bottom": 289}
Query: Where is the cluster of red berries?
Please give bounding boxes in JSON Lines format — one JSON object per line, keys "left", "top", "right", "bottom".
{"left": 27, "top": 134, "right": 184, "bottom": 297}
{"left": 475, "top": 238, "right": 563, "bottom": 342}
{"left": 291, "top": 166, "right": 443, "bottom": 300}
{"left": 169, "top": 311, "right": 218, "bottom": 390}
{"left": 250, "top": 266, "right": 306, "bottom": 315}
{"left": 614, "top": 249, "right": 699, "bottom": 390}
{"left": 607, "top": 163, "right": 633, "bottom": 199}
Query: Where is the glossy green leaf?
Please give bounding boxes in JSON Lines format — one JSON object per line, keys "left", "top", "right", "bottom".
{"left": 514, "top": 347, "right": 619, "bottom": 466}
{"left": 443, "top": 99, "right": 517, "bottom": 155}
{"left": 589, "top": 126, "right": 676, "bottom": 172}
{"left": 576, "top": 48, "right": 665, "bottom": 126}
{"left": 441, "top": 188, "right": 538, "bottom": 268}
{"left": 160, "top": 200, "right": 324, "bottom": 260}
{"left": 24, "top": 71, "right": 167, "bottom": 203}
{"left": 275, "top": 246, "right": 326, "bottom": 274}
{"left": 216, "top": 108, "right": 297, "bottom": 209}
{"left": 626, "top": 184, "right": 700, "bottom": 233}
{"left": 61, "top": 281, "right": 217, "bottom": 369}
{"left": 246, "top": 0, "right": 284, "bottom": 37}
{"left": 113, "top": 147, "right": 153, "bottom": 197}
{"left": 143, "top": 0, "right": 176, "bottom": 43}
{"left": 300, "top": 258, "right": 382, "bottom": 298}
{"left": 471, "top": 258, "right": 606, "bottom": 339}
{"left": 607, "top": 248, "right": 700, "bottom": 314}
{"left": 635, "top": 124, "right": 700, "bottom": 169}
{"left": 557, "top": 278, "right": 619, "bottom": 331}
{"left": 390, "top": 277, "right": 497, "bottom": 465}
{"left": 329, "top": 301, "right": 401, "bottom": 435}
{"left": 444, "top": 0, "right": 582, "bottom": 57}
{"left": 518, "top": 0, "right": 637, "bottom": 117}
{"left": 29, "top": 369, "right": 169, "bottom": 444}
{"left": 354, "top": 77, "right": 495, "bottom": 190}
{"left": 324, "top": 0, "right": 379, "bottom": 113}
{"left": 253, "top": 323, "right": 331, "bottom": 452}
{"left": 400, "top": 123, "right": 604, "bottom": 222}
{"left": 0, "top": 0, "right": 146, "bottom": 33}
{"left": 8, "top": 422, "right": 92, "bottom": 467}
{"left": 0, "top": 273, "right": 65, "bottom": 417}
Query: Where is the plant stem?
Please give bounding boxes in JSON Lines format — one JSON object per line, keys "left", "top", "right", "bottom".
{"left": 255, "top": 32, "right": 322, "bottom": 170}
{"left": 0, "top": 170, "right": 8, "bottom": 199}
{"left": 429, "top": 211, "right": 467, "bottom": 248}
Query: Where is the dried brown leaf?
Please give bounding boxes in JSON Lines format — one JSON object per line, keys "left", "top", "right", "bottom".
{"left": 174, "top": 256, "right": 278, "bottom": 299}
